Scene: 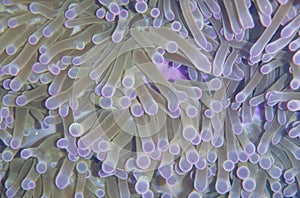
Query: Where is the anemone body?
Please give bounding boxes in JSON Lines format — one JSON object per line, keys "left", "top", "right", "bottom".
{"left": 0, "top": 0, "right": 300, "bottom": 198}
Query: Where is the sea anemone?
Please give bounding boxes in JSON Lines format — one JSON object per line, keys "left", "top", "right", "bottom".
{"left": 0, "top": 0, "right": 300, "bottom": 197}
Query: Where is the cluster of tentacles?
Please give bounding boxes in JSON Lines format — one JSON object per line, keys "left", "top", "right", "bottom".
{"left": 0, "top": 0, "right": 300, "bottom": 198}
